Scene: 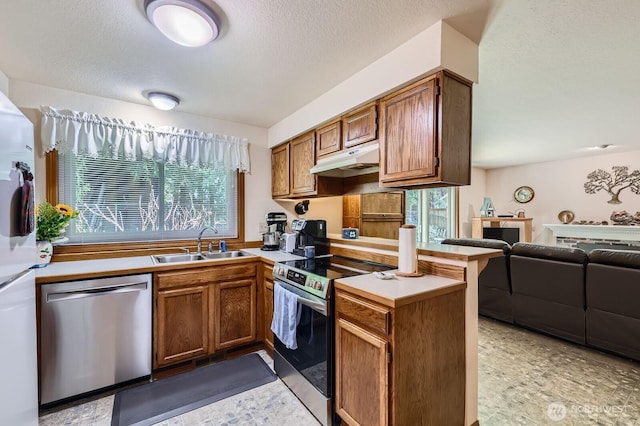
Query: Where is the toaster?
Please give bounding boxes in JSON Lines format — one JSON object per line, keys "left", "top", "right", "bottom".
{"left": 279, "top": 233, "right": 297, "bottom": 253}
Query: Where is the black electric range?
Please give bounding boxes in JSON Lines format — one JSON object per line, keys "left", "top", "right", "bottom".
{"left": 273, "top": 255, "right": 394, "bottom": 299}
{"left": 271, "top": 254, "right": 394, "bottom": 425}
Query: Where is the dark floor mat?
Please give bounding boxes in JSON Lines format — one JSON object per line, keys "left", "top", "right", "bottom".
{"left": 111, "top": 353, "right": 276, "bottom": 426}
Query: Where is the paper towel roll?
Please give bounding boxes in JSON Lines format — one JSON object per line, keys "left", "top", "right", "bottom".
{"left": 398, "top": 224, "right": 417, "bottom": 274}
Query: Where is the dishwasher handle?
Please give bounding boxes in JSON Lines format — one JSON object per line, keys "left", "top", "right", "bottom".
{"left": 46, "top": 281, "right": 148, "bottom": 303}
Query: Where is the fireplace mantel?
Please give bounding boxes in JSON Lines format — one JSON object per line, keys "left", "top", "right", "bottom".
{"left": 544, "top": 224, "right": 640, "bottom": 242}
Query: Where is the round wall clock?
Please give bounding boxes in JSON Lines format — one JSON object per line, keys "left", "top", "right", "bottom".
{"left": 514, "top": 186, "right": 534, "bottom": 203}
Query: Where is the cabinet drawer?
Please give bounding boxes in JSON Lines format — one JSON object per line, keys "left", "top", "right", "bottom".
{"left": 156, "top": 262, "right": 258, "bottom": 290}
{"left": 336, "top": 291, "right": 390, "bottom": 336}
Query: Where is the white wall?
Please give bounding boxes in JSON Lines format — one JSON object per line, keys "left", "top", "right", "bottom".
{"left": 458, "top": 167, "right": 487, "bottom": 237}
{"left": 8, "top": 80, "right": 283, "bottom": 242}
{"left": 0, "top": 69, "right": 8, "bottom": 96}
{"left": 484, "top": 150, "right": 640, "bottom": 243}
{"left": 274, "top": 197, "right": 344, "bottom": 234}
{"left": 267, "top": 20, "right": 479, "bottom": 147}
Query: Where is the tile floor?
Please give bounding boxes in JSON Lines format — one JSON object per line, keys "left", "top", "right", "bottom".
{"left": 39, "top": 318, "right": 640, "bottom": 425}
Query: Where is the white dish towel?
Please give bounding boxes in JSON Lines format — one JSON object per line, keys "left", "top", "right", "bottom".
{"left": 271, "top": 283, "right": 301, "bottom": 350}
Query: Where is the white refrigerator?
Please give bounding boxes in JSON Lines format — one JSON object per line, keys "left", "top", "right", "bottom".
{"left": 0, "top": 90, "right": 39, "bottom": 425}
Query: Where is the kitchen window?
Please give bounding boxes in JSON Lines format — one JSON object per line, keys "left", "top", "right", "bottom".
{"left": 41, "top": 106, "right": 250, "bottom": 246}
{"left": 58, "top": 153, "right": 239, "bottom": 243}
{"left": 405, "top": 187, "right": 457, "bottom": 243}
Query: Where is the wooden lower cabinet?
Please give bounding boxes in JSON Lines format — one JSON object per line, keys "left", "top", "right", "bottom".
{"left": 153, "top": 261, "right": 259, "bottom": 369}
{"left": 212, "top": 279, "right": 257, "bottom": 350}
{"left": 155, "top": 285, "right": 209, "bottom": 367}
{"left": 335, "top": 318, "right": 388, "bottom": 426}
{"left": 335, "top": 287, "right": 466, "bottom": 426}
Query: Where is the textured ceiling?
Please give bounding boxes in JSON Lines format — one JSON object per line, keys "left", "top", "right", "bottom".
{"left": 0, "top": 0, "right": 639, "bottom": 168}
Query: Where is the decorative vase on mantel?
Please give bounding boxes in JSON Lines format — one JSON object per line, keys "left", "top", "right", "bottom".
{"left": 34, "top": 240, "right": 53, "bottom": 268}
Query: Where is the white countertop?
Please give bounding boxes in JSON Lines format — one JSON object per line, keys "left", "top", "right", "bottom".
{"left": 36, "top": 255, "right": 155, "bottom": 281}
{"left": 335, "top": 270, "right": 466, "bottom": 308}
{"left": 36, "top": 249, "right": 306, "bottom": 283}
{"left": 241, "top": 248, "right": 304, "bottom": 263}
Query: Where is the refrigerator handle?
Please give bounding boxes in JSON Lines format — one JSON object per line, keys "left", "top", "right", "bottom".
{"left": 46, "top": 282, "right": 148, "bottom": 303}
{"left": 0, "top": 270, "right": 32, "bottom": 293}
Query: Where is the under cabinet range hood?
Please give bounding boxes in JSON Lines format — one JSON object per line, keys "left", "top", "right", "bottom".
{"left": 310, "top": 142, "right": 380, "bottom": 177}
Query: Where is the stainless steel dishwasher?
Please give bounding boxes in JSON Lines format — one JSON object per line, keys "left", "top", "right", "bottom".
{"left": 40, "top": 274, "right": 152, "bottom": 405}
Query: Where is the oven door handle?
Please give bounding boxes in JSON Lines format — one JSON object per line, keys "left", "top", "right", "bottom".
{"left": 296, "top": 296, "right": 327, "bottom": 315}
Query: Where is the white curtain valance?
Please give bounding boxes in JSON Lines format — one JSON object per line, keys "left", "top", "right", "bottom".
{"left": 40, "top": 106, "right": 251, "bottom": 173}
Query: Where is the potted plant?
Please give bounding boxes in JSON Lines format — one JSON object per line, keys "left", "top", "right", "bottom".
{"left": 34, "top": 201, "right": 78, "bottom": 267}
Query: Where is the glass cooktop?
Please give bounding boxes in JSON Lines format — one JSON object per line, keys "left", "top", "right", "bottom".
{"left": 278, "top": 255, "right": 394, "bottom": 280}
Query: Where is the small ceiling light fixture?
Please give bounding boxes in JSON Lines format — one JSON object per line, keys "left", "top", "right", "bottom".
{"left": 144, "top": 0, "right": 220, "bottom": 47}
{"left": 146, "top": 92, "right": 180, "bottom": 110}
{"left": 594, "top": 144, "right": 613, "bottom": 149}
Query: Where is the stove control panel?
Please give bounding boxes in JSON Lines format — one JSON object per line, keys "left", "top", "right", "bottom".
{"left": 272, "top": 264, "right": 330, "bottom": 299}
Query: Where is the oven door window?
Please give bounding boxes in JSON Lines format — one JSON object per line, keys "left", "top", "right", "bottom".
{"left": 275, "top": 303, "right": 332, "bottom": 397}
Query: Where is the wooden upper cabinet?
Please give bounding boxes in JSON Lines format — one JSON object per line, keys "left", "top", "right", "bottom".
{"left": 316, "top": 120, "right": 342, "bottom": 158}
{"left": 271, "top": 143, "right": 290, "bottom": 198}
{"left": 379, "top": 77, "right": 437, "bottom": 186}
{"left": 379, "top": 71, "right": 472, "bottom": 188}
{"left": 290, "top": 131, "right": 317, "bottom": 195}
{"left": 342, "top": 102, "right": 377, "bottom": 148}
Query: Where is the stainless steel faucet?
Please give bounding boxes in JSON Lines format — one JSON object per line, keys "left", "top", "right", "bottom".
{"left": 197, "top": 226, "right": 218, "bottom": 254}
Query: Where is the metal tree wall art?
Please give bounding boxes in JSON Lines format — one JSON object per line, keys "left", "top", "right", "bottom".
{"left": 584, "top": 166, "right": 640, "bottom": 204}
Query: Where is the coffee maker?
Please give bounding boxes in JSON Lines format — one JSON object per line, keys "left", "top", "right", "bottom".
{"left": 262, "top": 212, "right": 287, "bottom": 251}
{"left": 291, "top": 219, "right": 329, "bottom": 257}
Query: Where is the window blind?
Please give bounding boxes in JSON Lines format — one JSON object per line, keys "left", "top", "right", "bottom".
{"left": 59, "top": 152, "right": 238, "bottom": 243}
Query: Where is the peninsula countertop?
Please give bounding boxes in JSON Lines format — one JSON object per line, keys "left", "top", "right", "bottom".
{"left": 335, "top": 270, "right": 466, "bottom": 308}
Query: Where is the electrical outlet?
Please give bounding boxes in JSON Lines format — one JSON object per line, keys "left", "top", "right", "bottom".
{"left": 258, "top": 222, "right": 268, "bottom": 234}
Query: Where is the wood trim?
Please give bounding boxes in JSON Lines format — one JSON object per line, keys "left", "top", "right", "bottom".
{"left": 329, "top": 246, "right": 398, "bottom": 267}
{"left": 417, "top": 259, "right": 466, "bottom": 281}
{"left": 45, "top": 152, "right": 58, "bottom": 204}
{"left": 45, "top": 151, "right": 247, "bottom": 261}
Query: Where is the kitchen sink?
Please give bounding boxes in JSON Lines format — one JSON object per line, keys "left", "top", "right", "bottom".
{"left": 152, "top": 254, "right": 206, "bottom": 264}
{"left": 151, "top": 251, "right": 247, "bottom": 264}
{"left": 202, "top": 251, "right": 246, "bottom": 259}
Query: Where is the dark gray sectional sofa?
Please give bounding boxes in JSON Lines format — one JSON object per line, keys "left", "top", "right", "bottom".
{"left": 440, "top": 239, "right": 640, "bottom": 362}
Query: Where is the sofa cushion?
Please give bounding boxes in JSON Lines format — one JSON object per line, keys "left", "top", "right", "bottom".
{"left": 510, "top": 256, "right": 585, "bottom": 307}
{"left": 511, "top": 243, "right": 588, "bottom": 264}
{"left": 442, "top": 238, "right": 511, "bottom": 254}
{"left": 589, "top": 249, "right": 640, "bottom": 269}
{"left": 587, "top": 263, "right": 640, "bottom": 319}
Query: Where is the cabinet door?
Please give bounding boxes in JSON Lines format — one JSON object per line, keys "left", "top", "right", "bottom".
{"left": 379, "top": 76, "right": 438, "bottom": 186}
{"left": 290, "top": 131, "right": 317, "bottom": 195}
{"left": 361, "top": 192, "right": 404, "bottom": 218}
{"left": 155, "top": 286, "right": 209, "bottom": 368}
{"left": 264, "top": 278, "right": 274, "bottom": 351}
{"left": 342, "top": 102, "right": 377, "bottom": 148}
{"left": 360, "top": 219, "right": 403, "bottom": 239}
{"left": 271, "top": 143, "right": 290, "bottom": 197}
{"left": 316, "top": 120, "right": 342, "bottom": 158}
{"left": 213, "top": 279, "right": 257, "bottom": 350}
{"left": 335, "top": 317, "right": 389, "bottom": 426}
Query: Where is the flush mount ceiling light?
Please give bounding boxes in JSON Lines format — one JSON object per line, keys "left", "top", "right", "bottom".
{"left": 146, "top": 92, "right": 180, "bottom": 110}
{"left": 144, "top": 0, "right": 220, "bottom": 47}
